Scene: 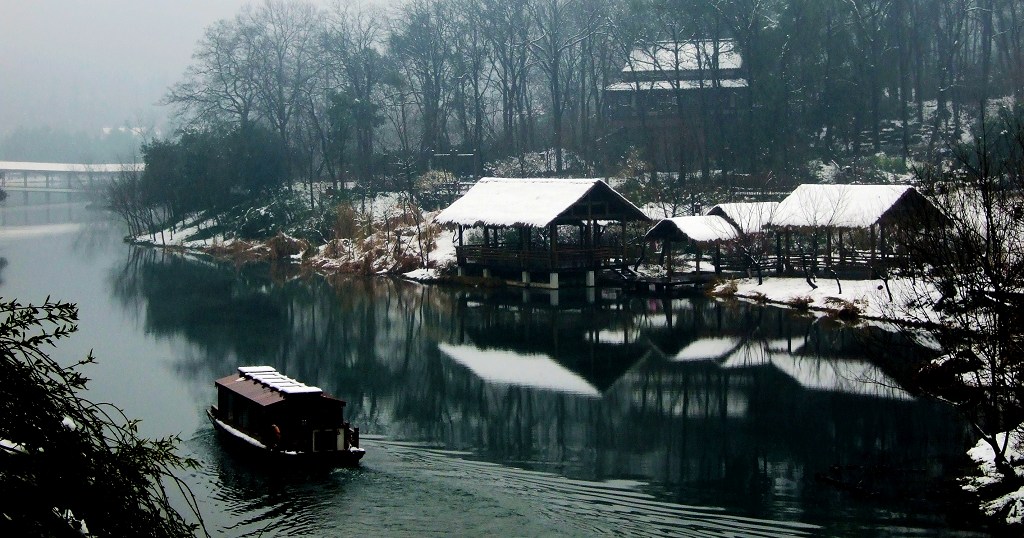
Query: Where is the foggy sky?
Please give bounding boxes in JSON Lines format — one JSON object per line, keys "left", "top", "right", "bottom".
{"left": 0, "top": 0, "right": 331, "bottom": 136}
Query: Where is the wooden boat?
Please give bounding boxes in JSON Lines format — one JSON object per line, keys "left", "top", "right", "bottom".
{"left": 208, "top": 366, "right": 365, "bottom": 466}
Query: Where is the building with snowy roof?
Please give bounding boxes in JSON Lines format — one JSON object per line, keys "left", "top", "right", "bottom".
{"left": 605, "top": 39, "right": 747, "bottom": 173}
{"left": 643, "top": 215, "right": 739, "bottom": 276}
{"left": 434, "top": 177, "right": 650, "bottom": 289}
{"left": 769, "top": 184, "right": 941, "bottom": 277}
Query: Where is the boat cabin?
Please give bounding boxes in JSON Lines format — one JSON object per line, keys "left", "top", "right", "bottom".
{"left": 214, "top": 366, "right": 355, "bottom": 453}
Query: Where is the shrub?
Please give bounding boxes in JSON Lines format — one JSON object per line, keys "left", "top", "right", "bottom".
{"left": 710, "top": 280, "right": 739, "bottom": 297}
{"left": 787, "top": 295, "right": 814, "bottom": 310}
{"left": 824, "top": 296, "right": 864, "bottom": 320}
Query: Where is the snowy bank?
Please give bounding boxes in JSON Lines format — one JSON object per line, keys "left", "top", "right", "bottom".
{"left": 711, "top": 275, "right": 935, "bottom": 322}
{"left": 963, "top": 425, "right": 1024, "bottom": 526}
{"left": 131, "top": 192, "right": 456, "bottom": 280}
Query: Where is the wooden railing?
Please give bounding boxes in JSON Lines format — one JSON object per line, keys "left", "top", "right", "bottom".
{"left": 456, "top": 245, "right": 623, "bottom": 271}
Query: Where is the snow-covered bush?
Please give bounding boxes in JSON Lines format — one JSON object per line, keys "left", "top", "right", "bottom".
{"left": 963, "top": 425, "right": 1024, "bottom": 526}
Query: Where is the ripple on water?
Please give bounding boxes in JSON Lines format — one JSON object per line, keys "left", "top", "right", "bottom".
{"left": 183, "top": 433, "right": 822, "bottom": 538}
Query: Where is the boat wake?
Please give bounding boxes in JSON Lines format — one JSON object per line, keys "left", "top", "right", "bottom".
{"left": 374, "top": 439, "right": 821, "bottom": 537}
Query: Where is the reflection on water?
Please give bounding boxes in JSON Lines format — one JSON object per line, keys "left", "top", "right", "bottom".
{"left": 0, "top": 195, "right": 979, "bottom": 536}
{"left": 108, "top": 248, "right": 976, "bottom": 535}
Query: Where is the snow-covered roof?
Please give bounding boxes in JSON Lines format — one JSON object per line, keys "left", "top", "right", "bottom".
{"left": 0, "top": 161, "right": 142, "bottom": 173}
{"left": 706, "top": 202, "right": 779, "bottom": 234}
{"left": 236, "top": 366, "right": 322, "bottom": 395}
{"left": 433, "top": 177, "right": 648, "bottom": 228}
{"left": 672, "top": 337, "right": 742, "bottom": 362}
{"left": 605, "top": 79, "right": 748, "bottom": 92}
{"left": 622, "top": 40, "right": 743, "bottom": 74}
{"left": 679, "top": 340, "right": 911, "bottom": 399}
{"left": 644, "top": 215, "right": 739, "bottom": 243}
{"left": 438, "top": 342, "right": 601, "bottom": 397}
{"left": 771, "top": 184, "right": 922, "bottom": 229}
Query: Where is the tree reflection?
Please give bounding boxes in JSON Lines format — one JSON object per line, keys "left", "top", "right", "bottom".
{"left": 109, "top": 251, "right": 971, "bottom": 524}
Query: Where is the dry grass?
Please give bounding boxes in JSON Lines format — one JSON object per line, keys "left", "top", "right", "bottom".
{"left": 786, "top": 295, "right": 814, "bottom": 310}
{"left": 824, "top": 296, "right": 865, "bottom": 320}
{"left": 709, "top": 279, "right": 739, "bottom": 297}
{"left": 267, "top": 232, "right": 310, "bottom": 260}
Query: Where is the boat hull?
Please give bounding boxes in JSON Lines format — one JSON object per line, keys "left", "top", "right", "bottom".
{"left": 207, "top": 407, "right": 365, "bottom": 467}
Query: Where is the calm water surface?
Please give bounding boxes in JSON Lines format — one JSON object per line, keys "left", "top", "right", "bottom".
{"left": 0, "top": 193, "right": 984, "bottom": 537}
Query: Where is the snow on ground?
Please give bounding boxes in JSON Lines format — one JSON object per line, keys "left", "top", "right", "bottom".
{"left": 132, "top": 215, "right": 229, "bottom": 249}
{"left": 964, "top": 425, "right": 1024, "bottom": 525}
{"left": 715, "top": 276, "right": 934, "bottom": 322}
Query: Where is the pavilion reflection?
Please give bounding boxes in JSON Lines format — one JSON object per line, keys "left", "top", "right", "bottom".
{"left": 112, "top": 251, "right": 968, "bottom": 519}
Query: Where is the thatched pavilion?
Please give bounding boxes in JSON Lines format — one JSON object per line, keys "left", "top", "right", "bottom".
{"left": 434, "top": 177, "right": 650, "bottom": 288}
{"left": 770, "top": 184, "right": 940, "bottom": 276}
{"left": 643, "top": 215, "right": 739, "bottom": 276}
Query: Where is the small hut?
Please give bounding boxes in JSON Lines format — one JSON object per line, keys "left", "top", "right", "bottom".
{"left": 644, "top": 215, "right": 739, "bottom": 275}
{"left": 434, "top": 177, "right": 650, "bottom": 288}
{"left": 770, "top": 184, "right": 939, "bottom": 276}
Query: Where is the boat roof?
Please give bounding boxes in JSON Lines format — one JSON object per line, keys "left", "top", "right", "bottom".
{"left": 216, "top": 366, "right": 340, "bottom": 408}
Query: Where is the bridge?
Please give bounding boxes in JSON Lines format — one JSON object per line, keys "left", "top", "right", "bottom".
{"left": 0, "top": 161, "right": 142, "bottom": 193}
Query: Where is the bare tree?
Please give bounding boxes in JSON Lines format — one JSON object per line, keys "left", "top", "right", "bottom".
{"left": 389, "top": 0, "right": 457, "bottom": 162}
{"left": 323, "top": 5, "right": 389, "bottom": 187}
{"left": 479, "top": 0, "right": 535, "bottom": 157}
{"left": 164, "top": 18, "right": 261, "bottom": 130}
{"left": 243, "top": 0, "right": 325, "bottom": 187}
{"left": 528, "top": 0, "right": 592, "bottom": 175}
{"left": 889, "top": 106, "right": 1024, "bottom": 486}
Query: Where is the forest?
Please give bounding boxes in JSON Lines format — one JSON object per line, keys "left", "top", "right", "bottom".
{"left": 134, "top": 0, "right": 1023, "bottom": 216}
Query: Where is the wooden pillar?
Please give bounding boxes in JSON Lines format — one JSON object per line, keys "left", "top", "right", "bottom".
{"left": 870, "top": 224, "right": 877, "bottom": 264}
{"left": 811, "top": 231, "right": 819, "bottom": 272}
{"left": 775, "top": 232, "right": 783, "bottom": 274}
{"left": 825, "top": 228, "right": 832, "bottom": 268}
{"left": 457, "top": 225, "right": 465, "bottom": 267}
{"left": 666, "top": 241, "right": 673, "bottom": 278}
{"left": 879, "top": 223, "right": 887, "bottom": 261}
{"left": 621, "top": 221, "right": 627, "bottom": 266}
{"left": 838, "top": 229, "right": 845, "bottom": 266}
{"left": 714, "top": 242, "right": 722, "bottom": 274}
{"left": 550, "top": 224, "right": 559, "bottom": 269}
{"left": 785, "top": 229, "right": 792, "bottom": 272}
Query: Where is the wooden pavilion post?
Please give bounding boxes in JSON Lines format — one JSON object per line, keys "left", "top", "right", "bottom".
{"left": 785, "top": 229, "right": 792, "bottom": 273}
{"left": 879, "top": 223, "right": 887, "bottom": 262}
{"left": 811, "top": 230, "right": 819, "bottom": 272}
{"left": 549, "top": 224, "right": 559, "bottom": 268}
{"left": 870, "top": 224, "right": 877, "bottom": 265}
{"left": 838, "top": 229, "right": 845, "bottom": 266}
{"left": 825, "top": 228, "right": 832, "bottom": 268}
{"left": 621, "top": 221, "right": 627, "bottom": 267}
{"left": 548, "top": 223, "right": 560, "bottom": 289}
{"left": 775, "top": 232, "right": 783, "bottom": 274}
{"left": 665, "top": 241, "right": 673, "bottom": 279}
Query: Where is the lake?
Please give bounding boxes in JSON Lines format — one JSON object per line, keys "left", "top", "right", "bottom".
{"left": 0, "top": 192, "right": 983, "bottom": 536}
